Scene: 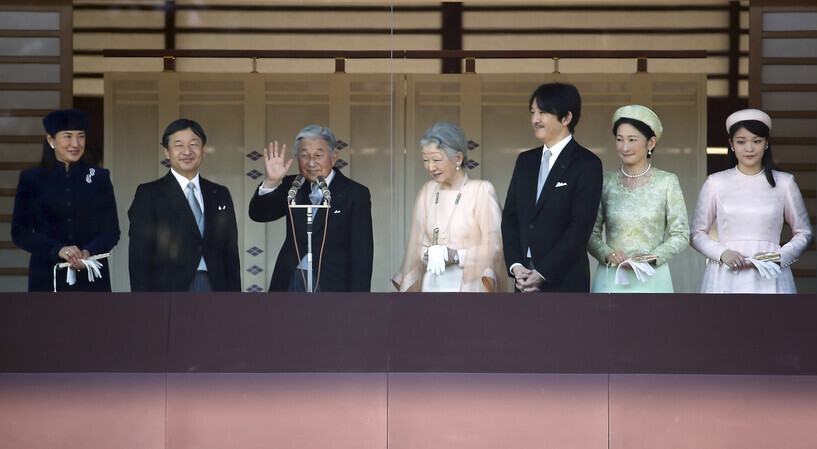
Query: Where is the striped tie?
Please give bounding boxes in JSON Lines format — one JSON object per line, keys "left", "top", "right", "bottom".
{"left": 186, "top": 182, "right": 203, "bottom": 235}
{"left": 536, "top": 149, "right": 552, "bottom": 201}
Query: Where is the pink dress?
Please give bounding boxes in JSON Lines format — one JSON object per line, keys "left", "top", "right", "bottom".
{"left": 392, "top": 178, "right": 506, "bottom": 292}
{"left": 691, "top": 168, "right": 813, "bottom": 293}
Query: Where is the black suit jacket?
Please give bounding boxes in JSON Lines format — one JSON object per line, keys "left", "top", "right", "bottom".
{"left": 501, "top": 138, "right": 602, "bottom": 292}
{"left": 128, "top": 172, "right": 241, "bottom": 292}
{"left": 248, "top": 168, "right": 374, "bottom": 292}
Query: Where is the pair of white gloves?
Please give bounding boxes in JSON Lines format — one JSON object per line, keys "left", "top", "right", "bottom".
{"left": 426, "top": 245, "right": 449, "bottom": 276}
{"left": 724, "top": 256, "right": 782, "bottom": 280}
{"left": 66, "top": 258, "right": 104, "bottom": 285}
{"left": 614, "top": 259, "right": 655, "bottom": 285}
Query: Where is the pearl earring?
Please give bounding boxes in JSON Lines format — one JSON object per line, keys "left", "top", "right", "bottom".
{"left": 50, "top": 144, "right": 54, "bottom": 149}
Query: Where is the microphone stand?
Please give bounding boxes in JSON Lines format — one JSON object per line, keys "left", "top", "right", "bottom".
{"left": 289, "top": 198, "right": 330, "bottom": 293}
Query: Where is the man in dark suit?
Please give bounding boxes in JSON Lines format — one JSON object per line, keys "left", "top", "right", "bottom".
{"left": 248, "top": 125, "right": 374, "bottom": 292}
{"left": 128, "top": 118, "right": 241, "bottom": 292}
{"left": 501, "top": 82, "right": 603, "bottom": 292}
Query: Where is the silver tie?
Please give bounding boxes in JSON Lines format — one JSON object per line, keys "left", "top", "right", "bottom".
{"left": 309, "top": 183, "right": 323, "bottom": 205}
{"left": 536, "top": 149, "right": 552, "bottom": 201}
{"left": 186, "top": 182, "right": 204, "bottom": 235}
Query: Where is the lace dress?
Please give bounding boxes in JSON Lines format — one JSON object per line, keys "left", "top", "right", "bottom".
{"left": 588, "top": 168, "right": 689, "bottom": 293}
{"left": 691, "top": 168, "right": 812, "bottom": 293}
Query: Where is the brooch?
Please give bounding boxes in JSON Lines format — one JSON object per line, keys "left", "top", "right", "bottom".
{"left": 86, "top": 168, "right": 95, "bottom": 184}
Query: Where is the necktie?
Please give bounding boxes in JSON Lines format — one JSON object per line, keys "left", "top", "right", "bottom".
{"left": 309, "top": 183, "right": 323, "bottom": 205}
{"left": 536, "top": 149, "right": 552, "bottom": 201}
{"left": 186, "top": 182, "right": 204, "bottom": 235}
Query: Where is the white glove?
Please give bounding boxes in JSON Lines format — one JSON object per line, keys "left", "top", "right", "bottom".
{"left": 426, "top": 245, "right": 448, "bottom": 276}
{"left": 614, "top": 259, "right": 655, "bottom": 285}
{"left": 66, "top": 258, "right": 104, "bottom": 285}
{"left": 747, "top": 258, "right": 781, "bottom": 280}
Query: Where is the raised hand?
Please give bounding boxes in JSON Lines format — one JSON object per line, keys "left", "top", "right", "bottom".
{"left": 262, "top": 141, "right": 293, "bottom": 189}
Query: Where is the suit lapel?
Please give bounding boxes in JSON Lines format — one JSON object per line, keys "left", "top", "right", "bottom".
{"left": 526, "top": 147, "right": 544, "bottom": 210}
{"left": 162, "top": 172, "right": 200, "bottom": 237}
{"left": 199, "top": 177, "right": 216, "bottom": 239}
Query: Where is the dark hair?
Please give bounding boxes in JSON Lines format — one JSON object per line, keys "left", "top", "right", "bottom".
{"left": 161, "top": 118, "right": 207, "bottom": 149}
{"left": 528, "top": 82, "right": 582, "bottom": 133}
{"left": 40, "top": 139, "right": 58, "bottom": 173}
{"left": 612, "top": 117, "right": 657, "bottom": 158}
{"left": 728, "top": 119, "right": 776, "bottom": 187}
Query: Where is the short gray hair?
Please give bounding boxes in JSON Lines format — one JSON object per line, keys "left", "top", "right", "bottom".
{"left": 294, "top": 125, "right": 337, "bottom": 155}
{"left": 419, "top": 121, "right": 469, "bottom": 165}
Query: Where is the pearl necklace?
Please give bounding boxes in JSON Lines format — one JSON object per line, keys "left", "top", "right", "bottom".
{"left": 621, "top": 163, "right": 651, "bottom": 178}
{"left": 736, "top": 166, "right": 764, "bottom": 177}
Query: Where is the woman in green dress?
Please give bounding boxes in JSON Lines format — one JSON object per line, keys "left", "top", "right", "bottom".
{"left": 587, "top": 105, "right": 689, "bottom": 293}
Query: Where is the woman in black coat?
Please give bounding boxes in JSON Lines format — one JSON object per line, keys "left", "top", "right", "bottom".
{"left": 11, "top": 109, "right": 120, "bottom": 291}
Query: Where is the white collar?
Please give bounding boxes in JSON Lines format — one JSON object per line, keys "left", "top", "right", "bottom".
{"left": 541, "top": 134, "right": 573, "bottom": 165}
{"left": 170, "top": 168, "right": 200, "bottom": 191}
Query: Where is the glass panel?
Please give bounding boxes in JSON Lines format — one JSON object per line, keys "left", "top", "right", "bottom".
{"left": 349, "top": 76, "right": 397, "bottom": 292}
{"left": 0, "top": 143, "right": 42, "bottom": 163}
{"left": 0, "top": 11, "right": 59, "bottom": 30}
{"left": 762, "top": 92, "right": 817, "bottom": 111}
{"left": 763, "top": 38, "right": 817, "bottom": 58}
{"left": 763, "top": 65, "right": 817, "bottom": 84}
{"left": 0, "top": 37, "right": 60, "bottom": 57}
{"left": 0, "top": 117, "right": 42, "bottom": 136}
{"left": 0, "top": 90, "right": 59, "bottom": 109}
{"left": 773, "top": 118, "right": 817, "bottom": 139}
{"left": 0, "top": 63, "right": 59, "bottom": 83}
{"left": 763, "top": 12, "right": 817, "bottom": 31}
{"left": 107, "top": 102, "right": 160, "bottom": 292}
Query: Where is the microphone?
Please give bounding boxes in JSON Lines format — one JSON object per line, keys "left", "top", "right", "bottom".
{"left": 316, "top": 175, "right": 331, "bottom": 204}
{"left": 287, "top": 175, "right": 304, "bottom": 202}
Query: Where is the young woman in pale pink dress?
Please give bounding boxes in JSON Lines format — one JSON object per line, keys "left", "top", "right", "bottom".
{"left": 392, "top": 121, "right": 506, "bottom": 292}
{"left": 691, "top": 109, "right": 813, "bottom": 293}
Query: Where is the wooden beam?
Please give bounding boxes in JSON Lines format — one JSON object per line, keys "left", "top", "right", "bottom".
{"left": 748, "top": 0, "right": 763, "bottom": 108}
{"left": 59, "top": 1, "right": 72, "bottom": 108}
{"left": 0, "top": 162, "right": 38, "bottom": 170}
{"left": 762, "top": 57, "right": 817, "bottom": 65}
{"left": 441, "top": 2, "right": 463, "bottom": 74}
{"left": 762, "top": 84, "right": 817, "bottom": 92}
{"left": 103, "top": 49, "right": 708, "bottom": 60}
{"left": 164, "top": 0, "right": 175, "bottom": 50}
{"left": 728, "top": 1, "right": 740, "bottom": 100}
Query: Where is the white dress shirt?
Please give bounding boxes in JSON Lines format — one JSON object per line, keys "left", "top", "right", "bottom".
{"left": 169, "top": 168, "right": 207, "bottom": 271}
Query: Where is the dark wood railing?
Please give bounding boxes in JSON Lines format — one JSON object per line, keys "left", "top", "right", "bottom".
{"left": 103, "top": 49, "right": 708, "bottom": 74}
